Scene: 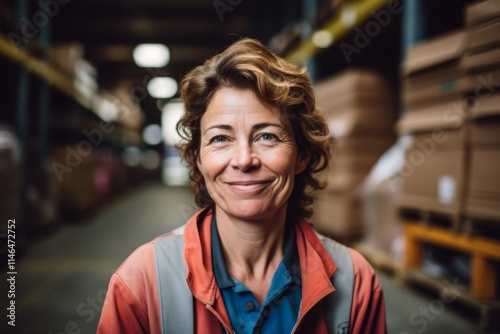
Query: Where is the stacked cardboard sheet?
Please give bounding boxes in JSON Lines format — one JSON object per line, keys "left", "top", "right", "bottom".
{"left": 398, "top": 31, "right": 469, "bottom": 223}
{"left": 464, "top": 0, "right": 500, "bottom": 224}
{"left": 313, "top": 69, "right": 396, "bottom": 240}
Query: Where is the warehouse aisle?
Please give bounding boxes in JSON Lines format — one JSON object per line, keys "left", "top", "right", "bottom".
{"left": 4, "top": 183, "right": 486, "bottom": 334}
{"left": 6, "top": 183, "right": 197, "bottom": 334}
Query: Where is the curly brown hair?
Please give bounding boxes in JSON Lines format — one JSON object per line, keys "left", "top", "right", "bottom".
{"left": 176, "top": 38, "right": 333, "bottom": 222}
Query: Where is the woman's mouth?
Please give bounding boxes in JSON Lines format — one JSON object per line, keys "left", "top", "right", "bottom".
{"left": 225, "top": 181, "right": 271, "bottom": 192}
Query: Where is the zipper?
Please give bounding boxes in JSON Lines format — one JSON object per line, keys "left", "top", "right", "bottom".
{"left": 205, "top": 303, "right": 235, "bottom": 334}
{"left": 291, "top": 288, "right": 335, "bottom": 334}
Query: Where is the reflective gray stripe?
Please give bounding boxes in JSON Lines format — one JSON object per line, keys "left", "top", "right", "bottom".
{"left": 155, "top": 227, "right": 353, "bottom": 334}
{"left": 154, "top": 232, "right": 193, "bottom": 334}
{"left": 320, "top": 238, "right": 354, "bottom": 334}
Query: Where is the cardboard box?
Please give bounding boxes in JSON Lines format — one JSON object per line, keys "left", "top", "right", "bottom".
{"left": 315, "top": 68, "right": 392, "bottom": 101}
{"left": 470, "top": 93, "right": 500, "bottom": 145}
{"left": 466, "top": 149, "right": 500, "bottom": 220}
{"left": 316, "top": 69, "right": 397, "bottom": 136}
{"left": 335, "top": 136, "right": 394, "bottom": 155}
{"left": 465, "top": 67, "right": 500, "bottom": 98}
{"left": 327, "top": 110, "right": 396, "bottom": 138}
{"left": 466, "top": 195, "right": 500, "bottom": 220}
{"left": 331, "top": 137, "right": 393, "bottom": 177}
{"left": 403, "top": 31, "right": 467, "bottom": 107}
{"left": 468, "top": 149, "right": 500, "bottom": 194}
{"left": 465, "top": 92, "right": 500, "bottom": 221}
{"left": 333, "top": 152, "right": 384, "bottom": 175}
{"left": 466, "top": 0, "right": 500, "bottom": 27}
{"left": 471, "top": 116, "right": 500, "bottom": 145}
{"left": 397, "top": 97, "right": 469, "bottom": 216}
{"left": 324, "top": 172, "right": 367, "bottom": 193}
{"left": 318, "top": 86, "right": 393, "bottom": 113}
{"left": 463, "top": 47, "right": 500, "bottom": 72}
{"left": 398, "top": 97, "right": 468, "bottom": 147}
{"left": 312, "top": 191, "right": 364, "bottom": 240}
{"left": 466, "top": 19, "right": 500, "bottom": 53}
{"left": 313, "top": 69, "right": 397, "bottom": 239}
{"left": 398, "top": 147, "right": 467, "bottom": 215}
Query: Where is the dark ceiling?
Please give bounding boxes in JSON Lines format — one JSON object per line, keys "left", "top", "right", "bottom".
{"left": 51, "top": 0, "right": 302, "bottom": 124}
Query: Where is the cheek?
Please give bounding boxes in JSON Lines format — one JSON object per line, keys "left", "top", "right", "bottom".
{"left": 198, "top": 149, "right": 228, "bottom": 178}
{"left": 263, "top": 150, "right": 298, "bottom": 176}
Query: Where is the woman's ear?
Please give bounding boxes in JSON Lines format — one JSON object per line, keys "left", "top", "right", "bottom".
{"left": 295, "top": 154, "right": 310, "bottom": 175}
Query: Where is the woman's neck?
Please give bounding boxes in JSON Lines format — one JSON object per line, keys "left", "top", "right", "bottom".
{"left": 214, "top": 206, "right": 288, "bottom": 281}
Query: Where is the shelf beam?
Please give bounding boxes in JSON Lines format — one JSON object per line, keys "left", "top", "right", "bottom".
{"left": 285, "top": 0, "right": 389, "bottom": 65}
{"left": 0, "top": 33, "right": 109, "bottom": 119}
{"left": 0, "top": 34, "right": 76, "bottom": 98}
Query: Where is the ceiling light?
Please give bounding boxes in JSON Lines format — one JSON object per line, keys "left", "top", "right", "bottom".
{"left": 162, "top": 102, "right": 184, "bottom": 146}
{"left": 147, "top": 77, "right": 178, "bottom": 98}
{"left": 312, "top": 30, "right": 334, "bottom": 48}
{"left": 133, "top": 44, "right": 170, "bottom": 68}
{"left": 142, "top": 124, "right": 163, "bottom": 145}
{"left": 341, "top": 6, "right": 357, "bottom": 27}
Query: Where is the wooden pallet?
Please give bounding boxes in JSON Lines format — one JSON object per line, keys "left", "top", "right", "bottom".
{"left": 399, "top": 207, "right": 462, "bottom": 232}
{"left": 404, "top": 221, "right": 500, "bottom": 329}
{"left": 405, "top": 269, "right": 500, "bottom": 330}
{"left": 464, "top": 217, "right": 500, "bottom": 241}
{"left": 404, "top": 222, "right": 500, "bottom": 299}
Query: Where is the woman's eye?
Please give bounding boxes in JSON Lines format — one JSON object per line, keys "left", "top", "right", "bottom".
{"left": 259, "top": 133, "right": 278, "bottom": 142}
{"left": 210, "top": 135, "right": 228, "bottom": 143}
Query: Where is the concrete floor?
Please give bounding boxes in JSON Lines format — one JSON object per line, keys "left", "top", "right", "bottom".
{"left": 1, "top": 183, "right": 494, "bottom": 333}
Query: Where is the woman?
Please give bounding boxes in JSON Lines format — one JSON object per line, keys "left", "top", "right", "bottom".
{"left": 98, "top": 38, "right": 386, "bottom": 334}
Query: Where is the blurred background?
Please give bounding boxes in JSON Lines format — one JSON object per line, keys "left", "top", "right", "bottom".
{"left": 0, "top": 0, "right": 499, "bottom": 333}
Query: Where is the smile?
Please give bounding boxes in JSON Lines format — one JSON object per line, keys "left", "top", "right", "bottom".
{"left": 225, "top": 181, "right": 271, "bottom": 192}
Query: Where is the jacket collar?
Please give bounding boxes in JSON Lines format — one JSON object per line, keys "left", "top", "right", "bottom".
{"left": 294, "top": 219, "right": 336, "bottom": 320}
{"left": 183, "top": 209, "right": 337, "bottom": 328}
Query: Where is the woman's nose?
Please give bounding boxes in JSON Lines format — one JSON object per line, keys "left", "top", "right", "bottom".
{"left": 231, "top": 142, "right": 260, "bottom": 171}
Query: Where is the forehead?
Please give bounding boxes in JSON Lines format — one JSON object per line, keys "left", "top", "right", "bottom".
{"left": 201, "top": 88, "right": 283, "bottom": 126}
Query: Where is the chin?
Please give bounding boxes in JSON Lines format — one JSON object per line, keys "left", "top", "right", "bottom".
{"left": 218, "top": 200, "right": 284, "bottom": 221}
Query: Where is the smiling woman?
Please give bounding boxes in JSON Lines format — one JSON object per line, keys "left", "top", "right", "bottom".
{"left": 97, "top": 38, "right": 387, "bottom": 334}
{"left": 198, "top": 88, "right": 305, "bottom": 223}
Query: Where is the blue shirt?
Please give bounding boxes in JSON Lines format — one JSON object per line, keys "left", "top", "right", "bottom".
{"left": 211, "top": 217, "right": 302, "bottom": 334}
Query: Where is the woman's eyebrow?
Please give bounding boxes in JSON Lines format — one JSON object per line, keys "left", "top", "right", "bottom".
{"left": 203, "top": 124, "right": 233, "bottom": 134}
{"left": 203, "top": 122, "right": 284, "bottom": 134}
{"left": 252, "top": 122, "right": 284, "bottom": 131}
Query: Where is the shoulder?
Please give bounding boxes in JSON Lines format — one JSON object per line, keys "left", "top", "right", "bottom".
{"left": 112, "top": 226, "right": 186, "bottom": 298}
{"left": 315, "top": 233, "right": 381, "bottom": 291}
{"left": 347, "top": 248, "right": 382, "bottom": 291}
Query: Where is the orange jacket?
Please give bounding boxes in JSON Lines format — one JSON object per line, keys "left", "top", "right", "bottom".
{"left": 97, "top": 210, "right": 387, "bottom": 333}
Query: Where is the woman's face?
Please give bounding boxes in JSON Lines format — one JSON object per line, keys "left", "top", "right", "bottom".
{"left": 198, "top": 87, "right": 307, "bottom": 221}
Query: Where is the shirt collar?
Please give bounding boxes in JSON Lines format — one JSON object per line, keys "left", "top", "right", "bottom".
{"left": 211, "top": 214, "right": 301, "bottom": 289}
